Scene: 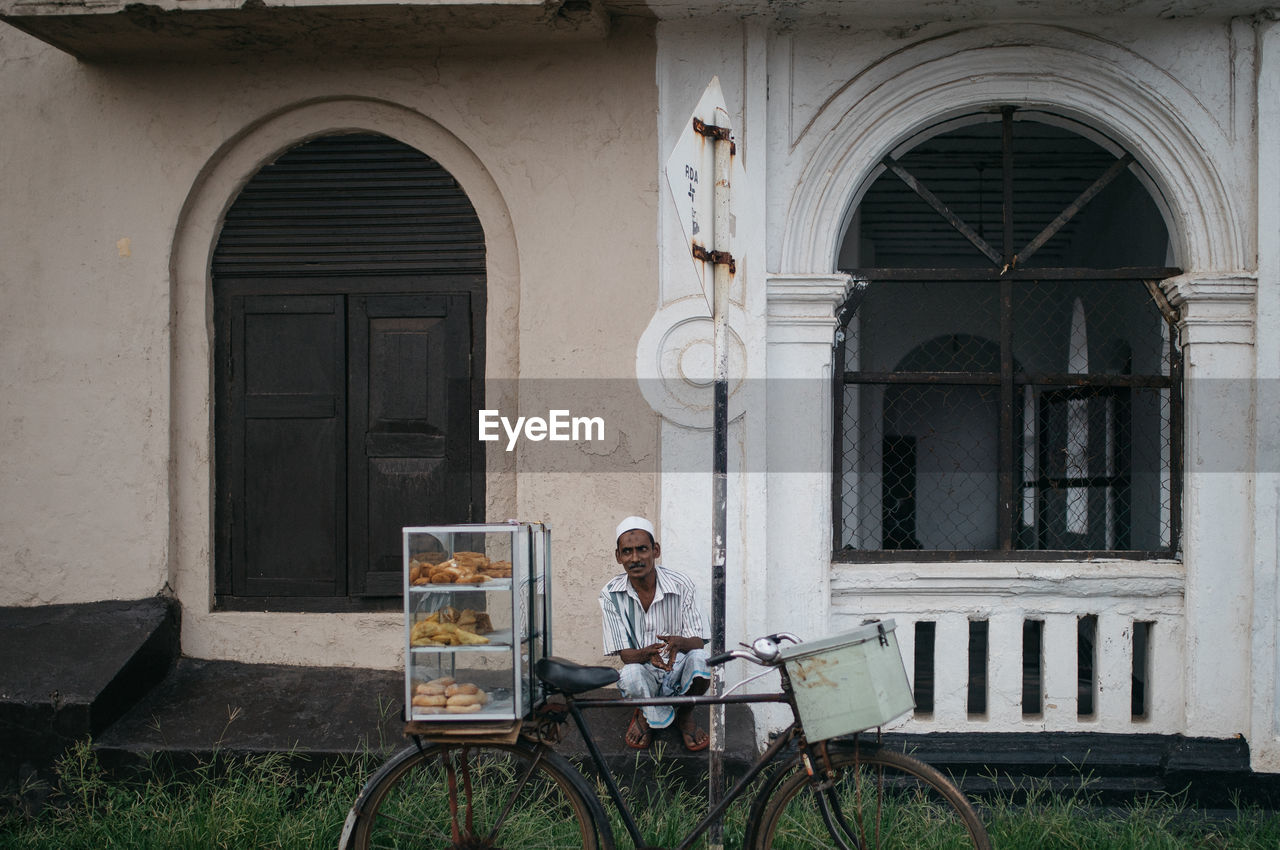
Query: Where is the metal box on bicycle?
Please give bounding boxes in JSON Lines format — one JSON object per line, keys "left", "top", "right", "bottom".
{"left": 777, "top": 619, "right": 914, "bottom": 741}
{"left": 403, "top": 523, "right": 551, "bottom": 723}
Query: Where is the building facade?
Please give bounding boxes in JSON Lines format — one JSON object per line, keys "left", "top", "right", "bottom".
{"left": 2, "top": 0, "right": 1278, "bottom": 771}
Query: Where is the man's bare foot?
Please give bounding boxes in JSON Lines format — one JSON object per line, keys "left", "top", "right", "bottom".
{"left": 625, "top": 709, "right": 651, "bottom": 749}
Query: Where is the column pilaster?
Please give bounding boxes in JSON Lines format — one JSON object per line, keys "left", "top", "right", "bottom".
{"left": 1161, "top": 272, "right": 1257, "bottom": 739}
{"left": 763, "top": 274, "right": 851, "bottom": 641}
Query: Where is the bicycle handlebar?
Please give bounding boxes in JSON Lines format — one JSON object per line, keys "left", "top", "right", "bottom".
{"left": 707, "top": 632, "right": 804, "bottom": 668}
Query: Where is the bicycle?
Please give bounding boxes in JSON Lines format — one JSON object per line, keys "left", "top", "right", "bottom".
{"left": 340, "top": 631, "right": 992, "bottom": 849}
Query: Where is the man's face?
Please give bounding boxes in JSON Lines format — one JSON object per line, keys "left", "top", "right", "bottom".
{"left": 615, "top": 529, "right": 659, "bottom": 583}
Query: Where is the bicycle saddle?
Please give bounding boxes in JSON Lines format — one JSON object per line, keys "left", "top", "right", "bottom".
{"left": 535, "top": 656, "right": 620, "bottom": 695}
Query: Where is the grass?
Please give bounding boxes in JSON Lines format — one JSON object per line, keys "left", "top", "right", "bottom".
{"left": 2, "top": 740, "right": 1279, "bottom": 849}
{"left": 0, "top": 741, "right": 368, "bottom": 849}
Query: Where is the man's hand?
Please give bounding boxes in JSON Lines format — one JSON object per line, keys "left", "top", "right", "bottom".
{"left": 657, "top": 634, "right": 705, "bottom": 667}
{"left": 619, "top": 643, "right": 674, "bottom": 670}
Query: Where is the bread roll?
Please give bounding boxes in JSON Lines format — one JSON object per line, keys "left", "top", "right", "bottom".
{"left": 446, "top": 703, "right": 482, "bottom": 714}
{"left": 445, "top": 683, "right": 480, "bottom": 697}
{"left": 412, "top": 694, "right": 447, "bottom": 707}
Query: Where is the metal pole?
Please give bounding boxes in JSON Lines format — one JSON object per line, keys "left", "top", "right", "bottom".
{"left": 708, "top": 127, "right": 732, "bottom": 850}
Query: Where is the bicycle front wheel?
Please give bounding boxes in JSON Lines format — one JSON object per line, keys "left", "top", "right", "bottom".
{"left": 350, "top": 740, "right": 599, "bottom": 850}
{"left": 751, "top": 745, "right": 990, "bottom": 850}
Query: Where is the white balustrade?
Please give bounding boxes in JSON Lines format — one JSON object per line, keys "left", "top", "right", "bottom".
{"left": 830, "top": 562, "right": 1185, "bottom": 733}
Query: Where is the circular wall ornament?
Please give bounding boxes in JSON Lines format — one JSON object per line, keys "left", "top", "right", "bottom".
{"left": 636, "top": 297, "right": 749, "bottom": 429}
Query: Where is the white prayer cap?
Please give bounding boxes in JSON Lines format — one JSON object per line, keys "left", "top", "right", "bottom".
{"left": 615, "top": 515, "right": 655, "bottom": 544}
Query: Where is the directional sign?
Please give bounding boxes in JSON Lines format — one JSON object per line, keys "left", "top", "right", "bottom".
{"left": 664, "top": 77, "right": 731, "bottom": 310}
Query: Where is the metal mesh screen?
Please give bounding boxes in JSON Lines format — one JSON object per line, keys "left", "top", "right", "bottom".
{"left": 837, "top": 278, "right": 1178, "bottom": 555}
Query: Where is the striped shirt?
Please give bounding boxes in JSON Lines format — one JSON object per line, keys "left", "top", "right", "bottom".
{"left": 599, "top": 566, "right": 708, "bottom": 656}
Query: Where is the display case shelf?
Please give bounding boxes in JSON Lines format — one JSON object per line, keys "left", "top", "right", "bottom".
{"left": 409, "top": 578, "right": 514, "bottom": 593}
{"left": 409, "top": 628, "right": 516, "bottom": 651}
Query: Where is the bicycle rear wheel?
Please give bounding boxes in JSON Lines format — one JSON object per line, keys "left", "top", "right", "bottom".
{"left": 751, "top": 745, "right": 990, "bottom": 850}
{"left": 349, "top": 740, "right": 599, "bottom": 850}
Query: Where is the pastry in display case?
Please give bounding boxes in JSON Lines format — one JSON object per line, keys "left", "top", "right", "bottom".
{"left": 403, "top": 523, "right": 550, "bottom": 723}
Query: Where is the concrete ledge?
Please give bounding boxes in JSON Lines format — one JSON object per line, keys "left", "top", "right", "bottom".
{"left": 0, "top": 596, "right": 179, "bottom": 801}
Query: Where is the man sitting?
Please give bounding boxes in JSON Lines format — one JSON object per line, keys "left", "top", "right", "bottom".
{"left": 599, "top": 516, "right": 710, "bottom": 751}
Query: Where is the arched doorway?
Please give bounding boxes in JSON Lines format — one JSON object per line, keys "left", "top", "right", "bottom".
{"left": 835, "top": 108, "right": 1180, "bottom": 558}
{"left": 212, "top": 133, "right": 486, "bottom": 610}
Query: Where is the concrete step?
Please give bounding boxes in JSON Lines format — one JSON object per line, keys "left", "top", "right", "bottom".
{"left": 93, "top": 658, "right": 405, "bottom": 772}
{"left": 0, "top": 597, "right": 179, "bottom": 804}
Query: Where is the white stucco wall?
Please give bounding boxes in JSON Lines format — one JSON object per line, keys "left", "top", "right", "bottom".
{"left": 0, "top": 19, "right": 662, "bottom": 668}
{"left": 644, "top": 12, "right": 1273, "bottom": 766}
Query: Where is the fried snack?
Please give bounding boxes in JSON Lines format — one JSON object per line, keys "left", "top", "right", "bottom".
{"left": 410, "top": 620, "right": 491, "bottom": 646}
{"left": 451, "top": 628, "right": 490, "bottom": 646}
{"left": 423, "top": 607, "right": 495, "bottom": 635}
{"left": 456, "top": 610, "right": 496, "bottom": 634}
{"left": 429, "top": 565, "right": 463, "bottom": 584}
{"left": 480, "top": 559, "right": 512, "bottom": 578}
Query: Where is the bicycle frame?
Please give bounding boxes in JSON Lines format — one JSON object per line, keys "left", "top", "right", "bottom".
{"left": 561, "top": 689, "right": 800, "bottom": 850}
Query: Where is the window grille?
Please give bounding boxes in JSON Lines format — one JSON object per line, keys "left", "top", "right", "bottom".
{"left": 834, "top": 109, "right": 1181, "bottom": 558}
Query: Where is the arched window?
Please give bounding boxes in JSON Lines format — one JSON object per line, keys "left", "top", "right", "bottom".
{"left": 835, "top": 108, "right": 1180, "bottom": 558}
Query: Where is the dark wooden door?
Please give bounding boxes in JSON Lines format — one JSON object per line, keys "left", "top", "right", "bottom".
{"left": 211, "top": 133, "right": 486, "bottom": 608}
{"left": 348, "top": 293, "right": 473, "bottom": 596}
{"left": 216, "top": 289, "right": 475, "bottom": 605}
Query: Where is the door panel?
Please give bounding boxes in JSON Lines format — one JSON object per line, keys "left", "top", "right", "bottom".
{"left": 349, "top": 294, "right": 473, "bottom": 595}
{"left": 243, "top": 418, "right": 339, "bottom": 588}
{"left": 231, "top": 295, "right": 347, "bottom": 597}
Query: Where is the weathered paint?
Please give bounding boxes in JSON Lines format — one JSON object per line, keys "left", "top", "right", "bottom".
{"left": 0, "top": 19, "right": 661, "bottom": 670}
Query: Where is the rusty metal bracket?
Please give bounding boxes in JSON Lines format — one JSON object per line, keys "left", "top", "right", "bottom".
{"left": 692, "top": 244, "right": 737, "bottom": 273}
{"left": 1143, "top": 278, "right": 1181, "bottom": 327}
{"left": 693, "top": 117, "right": 737, "bottom": 155}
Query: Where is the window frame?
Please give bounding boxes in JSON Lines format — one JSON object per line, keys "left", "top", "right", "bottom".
{"left": 831, "top": 108, "right": 1183, "bottom": 561}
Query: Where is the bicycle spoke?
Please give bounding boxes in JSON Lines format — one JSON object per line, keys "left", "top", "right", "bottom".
{"left": 484, "top": 744, "right": 546, "bottom": 844}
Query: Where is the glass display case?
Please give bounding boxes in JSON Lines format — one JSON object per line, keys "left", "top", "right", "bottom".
{"left": 403, "top": 523, "right": 550, "bottom": 723}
